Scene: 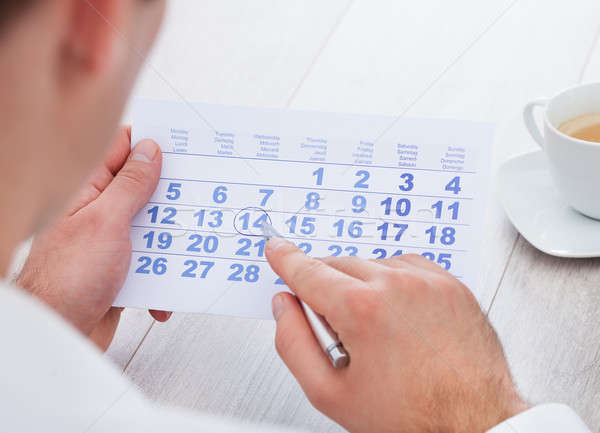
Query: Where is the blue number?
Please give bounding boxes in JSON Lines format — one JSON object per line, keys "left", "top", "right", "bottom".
{"left": 157, "top": 232, "right": 172, "bottom": 249}
{"left": 182, "top": 260, "right": 213, "bottom": 278}
{"left": 147, "top": 206, "right": 158, "bottom": 223}
{"left": 228, "top": 264, "right": 244, "bottom": 281}
{"left": 399, "top": 173, "right": 414, "bottom": 191}
{"left": 147, "top": 206, "right": 176, "bottom": 224}
{"left": 245, "top": 265, "right": 260, "bottom": 282}
{"left": 445, "top": 176, "right": 462, "bottom": 195}
{"left": 161, "top": 207, "right": 176, "bottom": 224}
{"left": 345, "top": 246, "right": 358, "bottom": 256}
{"left": 432, "top": 201, "right": 460, "bottom": 220}
{"left": 228, "top": 264, "right": 259, "bottom": 282}
{"left": 136, "top": 256, "right": 167, "bottom": 275}
{"left": 300, "top": 217, "right": 316, "bottom": 235}
{"left": 153, "top": 258, "right": 167, "bottom": 274}
{"left": 377, "top": 223, "right": 408, "bottom": 241}
{"left": 422, "top": 253, "right": 452, "bottom": 270}
{"left": 209, "top": 210, "right": 223, "bottom": 227}
{"left": 181, "top": 260, "right": 197, "bottom": 278}
{"left": 305, "top": 192, "right": 320, "bottom": 210}
{"left": 166, "top": 182, "right": 182, "bottom": 200}
{"left": 437, "top": 253, "right": 452, "bottom": 270}
{"left": 333, "top": 220, "right": 343, "bottom": 237}
{"left": 194, "top": 209, "right": 205, "bottom": 226}
{"left": 333, "top": 219, "right": 363, "bottom": 238}
{"left": 422, "top": 252, "right": 435, "bottom": 261}
{"left": 285, "top": 215, "right": 297, "bottom": 233}
{"left": 213, "top": 185, "right": 228, "bottom": 203}
{"left": 259, "top": 188, "right": 274, "bottom": 206}
{"left": 194, "top": 209, "right": 223, "bottom": 227}
{"left": 372, "top": 248, "right": 386, "bottom": 259}
{"left": 187, "top": 234, "right": 219, "bottom": 253}
{"left": 441, "top": 227, "right": 456, "bottom": 245}
{"left": 352, "top": 195, "right": 366, "bottom": 213}
{"left": 298, "top": 242, "right": 312, "bottom": 254}
{"left": 236, "top": 238, "right": 265, "bottom": 257}
{"left": 236, "top": 238, "right": 251, "bottom": 256}
{"left": 143, "top": 231, "right": 154, "bottom": 248}
{"left": 377, "top": 222, "right": 389, "bottom": 240}
{"left": 426, "top": 226, "right": 455, "bottom": 245}
{"left": 380, "top": 198, "right": 411, "bottom": 216}
{"left": 275, "top": 277, "right": 286, "bottom": 285}
{"left": 354, "top": 170, "right": 370, "bottom": 188}
{"left": 431, "top": 201, "right": 443, "bottom": 219}
{"left": 381, "top": 197, "right": 392, "bottom": 215}
{"left": 395, "top": 199, "right": 411, "bottom": 216}
{"left": 328, "top": 245, "right": 342, "bottom": 256}
{"left": 253, "top": 213, "right": 268, "bottom": 229}
{"left": 326, "top": 245, "right": 358, "bottom": 256}
{"left": 348, "top": 221, "right": 363, "bottom": 238}
{"left": 204, "top": 235, "right": 219, "bottom": 253}
{"left": 313, "top": 167, "right": 324, "bottom": 185}
{"left": 136, "top": 256, "right": 152, "bottom": 274}
{"left": 286, "top": 216, "right": 315, "bottom": 235}
{"left": 373, "top": 248, "right": 402, "bottom": 258}
{"left": 425, "top": 227, "right": 436, "bottom": 244}
{"left": 238, "top": 212, "right": 250, "bottom": 230}
{"left": 144, "top": 231, "right": 172, "bottom": 249}
{"left": 198, "top": 261, "right": 214, "bottom": 278}
{"left": 239, "top": 212, "right": 268, "bottom": 230}
{"left": 392, "top": 223, "right": 408, "bottom": 241}
{"left": 448, "top": 202, "right": 460, "bottom": 220}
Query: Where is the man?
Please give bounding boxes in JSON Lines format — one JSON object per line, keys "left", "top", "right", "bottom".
{"left": 0, "top": 1, "right": 592, "bottom": 432}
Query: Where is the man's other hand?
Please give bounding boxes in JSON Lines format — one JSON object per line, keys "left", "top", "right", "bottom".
{"left": 17, "top": 126, "right": 171, "bottom": 350}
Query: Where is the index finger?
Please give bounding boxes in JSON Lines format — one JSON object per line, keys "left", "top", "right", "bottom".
{"left": 265, "top": 237, "right": 363, "bottom": 317}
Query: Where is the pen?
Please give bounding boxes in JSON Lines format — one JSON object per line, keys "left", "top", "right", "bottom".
{"left": 261, "top": 223, "right": 350, "bottom": 369}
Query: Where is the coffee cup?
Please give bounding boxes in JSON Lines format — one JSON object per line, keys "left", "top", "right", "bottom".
{"left": 524, "top": 82, "right": 600, "bottom": 220}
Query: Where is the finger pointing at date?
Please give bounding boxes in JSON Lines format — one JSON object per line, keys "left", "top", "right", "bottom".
{"left": 265, "top": 242, "right": 529, "bottom": 433}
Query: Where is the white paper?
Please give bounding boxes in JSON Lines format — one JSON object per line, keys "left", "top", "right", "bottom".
{"left": 114, "top": 98, "right": 493, "bottom": 319}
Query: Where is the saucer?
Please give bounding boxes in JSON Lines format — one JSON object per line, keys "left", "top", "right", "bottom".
{"left": 498, "top": 151, "right": 600, "bottom": 258}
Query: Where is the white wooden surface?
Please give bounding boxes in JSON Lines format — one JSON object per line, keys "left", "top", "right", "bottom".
{"left": 105, "top": 1, "right": 600, "bottom": 431}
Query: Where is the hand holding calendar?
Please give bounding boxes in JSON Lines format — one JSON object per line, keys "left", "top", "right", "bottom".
{"left": 115, "top": 99, "right": 493, "bottom": 318}
{"left": 16, "top": 127, "right": 168, "bottom": 350}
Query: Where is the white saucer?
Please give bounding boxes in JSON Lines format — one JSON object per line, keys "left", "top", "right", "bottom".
{"left": 498, "top": 151, "right": 600, "bottom": 258}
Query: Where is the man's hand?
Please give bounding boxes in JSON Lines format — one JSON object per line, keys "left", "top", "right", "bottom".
{"left": 266, "top": 238, "right": 529, "bottom": 433}
{"left": 17, "top": 126, "right": 171, "bottom": 351}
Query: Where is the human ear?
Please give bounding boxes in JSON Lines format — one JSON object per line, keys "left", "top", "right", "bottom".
{"left": 61, "top": 0, "right": 129, "bottom": 77}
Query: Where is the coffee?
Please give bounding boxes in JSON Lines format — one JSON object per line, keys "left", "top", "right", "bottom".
{"left": 558, "top": 113, "right": 600, "bottom": 143}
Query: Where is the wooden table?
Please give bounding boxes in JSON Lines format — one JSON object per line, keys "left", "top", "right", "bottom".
{"left": 105, "top": 1, "right": 600, "bottom": 431}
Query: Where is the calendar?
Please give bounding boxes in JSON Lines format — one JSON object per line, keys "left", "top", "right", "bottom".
{"left": 114, "top": 99, "right": 493, "bottom": 319}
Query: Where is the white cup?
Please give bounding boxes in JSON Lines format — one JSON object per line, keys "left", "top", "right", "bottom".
{"left": 524, "top": 82, "right": 600, "bottom": 220}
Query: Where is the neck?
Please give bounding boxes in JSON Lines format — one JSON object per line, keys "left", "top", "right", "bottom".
{"left": 0, "top": 151, "right": 41, "bottom": 279}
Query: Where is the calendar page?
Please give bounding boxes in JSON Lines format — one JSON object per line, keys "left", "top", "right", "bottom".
{"left": 114, "top": 99, "right": 493, "bottom": 319}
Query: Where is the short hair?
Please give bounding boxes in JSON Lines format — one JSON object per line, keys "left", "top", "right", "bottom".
{"left": 0, "top": 1, "right": 37, "bottom": 34}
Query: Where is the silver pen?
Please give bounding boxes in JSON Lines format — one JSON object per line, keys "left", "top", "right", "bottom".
{"left": 261, "top": 223, "right": 350, "bottom": 369}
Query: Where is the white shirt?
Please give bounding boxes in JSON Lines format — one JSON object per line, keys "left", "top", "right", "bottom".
{"left": 0, "top": 282, "right": 591, "bottom": 433}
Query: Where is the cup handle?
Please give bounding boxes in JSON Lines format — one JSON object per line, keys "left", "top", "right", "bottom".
{"left": 523, "top": 98, "right": 549, "bottom": 148}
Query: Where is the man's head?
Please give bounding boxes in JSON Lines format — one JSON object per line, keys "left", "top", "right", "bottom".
{"left": 0, "top": 0, "right": 164, "bottom": 239}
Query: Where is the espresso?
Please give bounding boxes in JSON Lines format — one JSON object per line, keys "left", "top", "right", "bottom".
{"left": 558, "top": 113, "right": 600, "bottom": 143}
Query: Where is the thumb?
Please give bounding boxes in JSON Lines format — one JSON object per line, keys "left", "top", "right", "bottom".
{"left": 97, "top": 139, "right": 162, "bottom": 223}
{"left": 272, "top": 292, "right": 339, "bottom": 409}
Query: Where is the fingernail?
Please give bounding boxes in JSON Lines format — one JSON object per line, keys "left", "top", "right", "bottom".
{"left": 131, "top": 139, "right": 158, "bottom": 163}
{"left": 272, "top": 294, "right": 285, "bottom": 321}
{"left": 267, "top": 237, "right": 292, "bottom": 252}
